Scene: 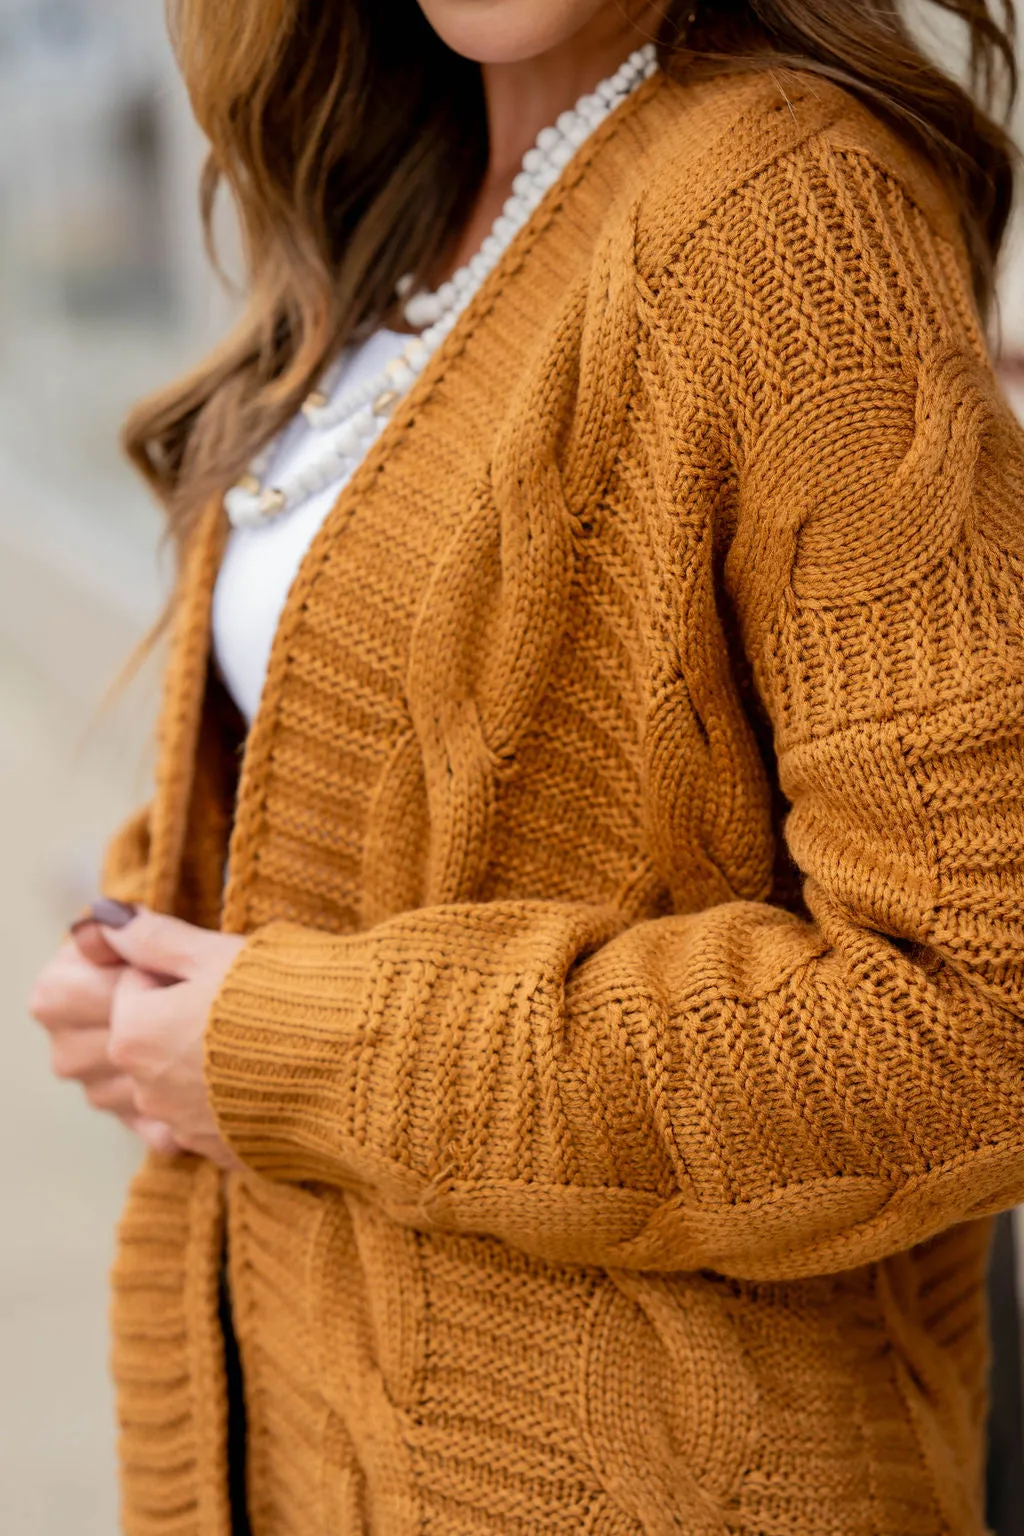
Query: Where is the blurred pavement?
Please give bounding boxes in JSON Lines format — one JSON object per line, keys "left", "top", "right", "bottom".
{"left": 0, "top": 529, "right": 158, "bottom": 1536}
{"left": 0, "top": 8, "right": 224, "bottom": 1524}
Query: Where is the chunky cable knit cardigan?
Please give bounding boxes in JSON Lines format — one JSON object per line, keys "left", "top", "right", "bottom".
{"left": 104, "top": 66, "right": 1024, "bottom": 1536}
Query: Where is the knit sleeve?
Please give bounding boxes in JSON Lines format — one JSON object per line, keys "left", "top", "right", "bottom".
{"left": 204, "top": 132, "right": 1024, "bottom": 1281}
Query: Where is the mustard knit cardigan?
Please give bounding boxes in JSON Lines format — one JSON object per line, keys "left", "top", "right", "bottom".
{"left": 104, "top": 68, "right": 1024, "bottom": 1536}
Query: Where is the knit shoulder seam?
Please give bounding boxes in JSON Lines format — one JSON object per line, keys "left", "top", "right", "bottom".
{"left": 629, "top": 84, "right": 846, "bottom": 282}
{"left": 630, "top": 81, "right": 961, "bottom": 289}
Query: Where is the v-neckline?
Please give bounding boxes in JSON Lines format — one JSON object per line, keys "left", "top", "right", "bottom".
{"left": 217, "top": 70, "right": 669, "bottom": 934}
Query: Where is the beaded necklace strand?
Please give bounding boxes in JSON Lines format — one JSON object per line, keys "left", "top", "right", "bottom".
{"left": 225, "top": 43, "right": 658, "bottom": 530}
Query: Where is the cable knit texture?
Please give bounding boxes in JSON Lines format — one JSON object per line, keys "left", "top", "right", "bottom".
{"left": 105, "top": 67, "right": 1024, "bottom": 1535}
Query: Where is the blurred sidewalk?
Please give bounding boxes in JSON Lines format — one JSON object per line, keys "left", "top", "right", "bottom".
{"left": 0, "top": 521, "right": 158, "bottom": 1536}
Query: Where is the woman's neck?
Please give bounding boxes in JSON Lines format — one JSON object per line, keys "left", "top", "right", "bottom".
{"left": 483, "top": 27, "right": 645, "bottom": 179}
{"left": 443, "top": 7, "right": 660, "bottom": 277}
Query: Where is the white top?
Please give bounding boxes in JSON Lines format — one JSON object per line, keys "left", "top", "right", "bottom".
{"left": 212, "top": 329, "right": 409, "bottom": 725}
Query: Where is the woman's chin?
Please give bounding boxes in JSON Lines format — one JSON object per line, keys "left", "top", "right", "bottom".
{"left": 416, "top": 0, "right": 603, "bottom": 65}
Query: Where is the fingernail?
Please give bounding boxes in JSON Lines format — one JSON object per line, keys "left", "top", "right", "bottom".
{"left": 89, "top": 898, "right": 139, "bottom": 929}
{"left": 69, "top": 915, "right": 98, "bottom": 937}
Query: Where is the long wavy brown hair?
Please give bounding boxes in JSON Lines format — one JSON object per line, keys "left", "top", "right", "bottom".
{"left": 126, "top": 0, "right": 1019, "bottom": 551}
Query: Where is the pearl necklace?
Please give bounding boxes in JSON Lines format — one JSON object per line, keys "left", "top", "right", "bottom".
{"left": 225, "top": 43, "right": 658, "bottom": 530}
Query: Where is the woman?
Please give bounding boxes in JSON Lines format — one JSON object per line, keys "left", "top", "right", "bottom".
{"left": 29, "top": 0, "right": 1024, "bottom": 1530}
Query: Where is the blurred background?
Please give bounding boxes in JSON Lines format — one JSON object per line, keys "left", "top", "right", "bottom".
{"left": 0, "top": 3, "right": 232, "bottom": 1531}
{"left": 0, "top": 2, "right": 1021, "bottom": 1533}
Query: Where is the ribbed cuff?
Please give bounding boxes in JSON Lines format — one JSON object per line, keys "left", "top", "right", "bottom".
{"left": 205, "top": 921, "right": 384, "bottom": 1187}
{"left": 203, "top": 902, "right": 621, "bottom": 1212}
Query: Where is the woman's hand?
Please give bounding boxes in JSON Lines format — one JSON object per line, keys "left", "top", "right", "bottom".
{"left": 97, "top": 908, "right": 247, "bottom": 1172}
{"left": 29, "top": 924, "right": 181, "bottom": 1156}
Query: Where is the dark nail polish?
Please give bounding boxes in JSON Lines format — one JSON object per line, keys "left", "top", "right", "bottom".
{"left": 89, "top": 898, "right": 139, "bottom": 929}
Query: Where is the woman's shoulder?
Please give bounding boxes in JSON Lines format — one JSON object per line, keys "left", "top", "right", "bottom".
{"left": 623, "top": 66, "right": 962, "bottom": 276}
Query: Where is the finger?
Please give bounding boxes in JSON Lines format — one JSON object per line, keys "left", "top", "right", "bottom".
{"left": 115, "top": 965, "right": 166, "bottom": 1001}
{"left": 69, "top": 919, "right": 124, "bottom": 969}
{"left": 84, "top": 1073, "right": 139, "bottom": 1116}
{"left": 108, "top": 966, "right": 188, "bottom": 1075}
{"left": 97, "top": 907, "right": 224, "bottom": 981}
{"left": 50, "top": 1027, "right": 116, "bottom": 1084}
{"left": 127, "top": 1118, "right": 183, "bottom": 1158}
{"left": 31, "top": 947, "right": 122, "bottom": 1033}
